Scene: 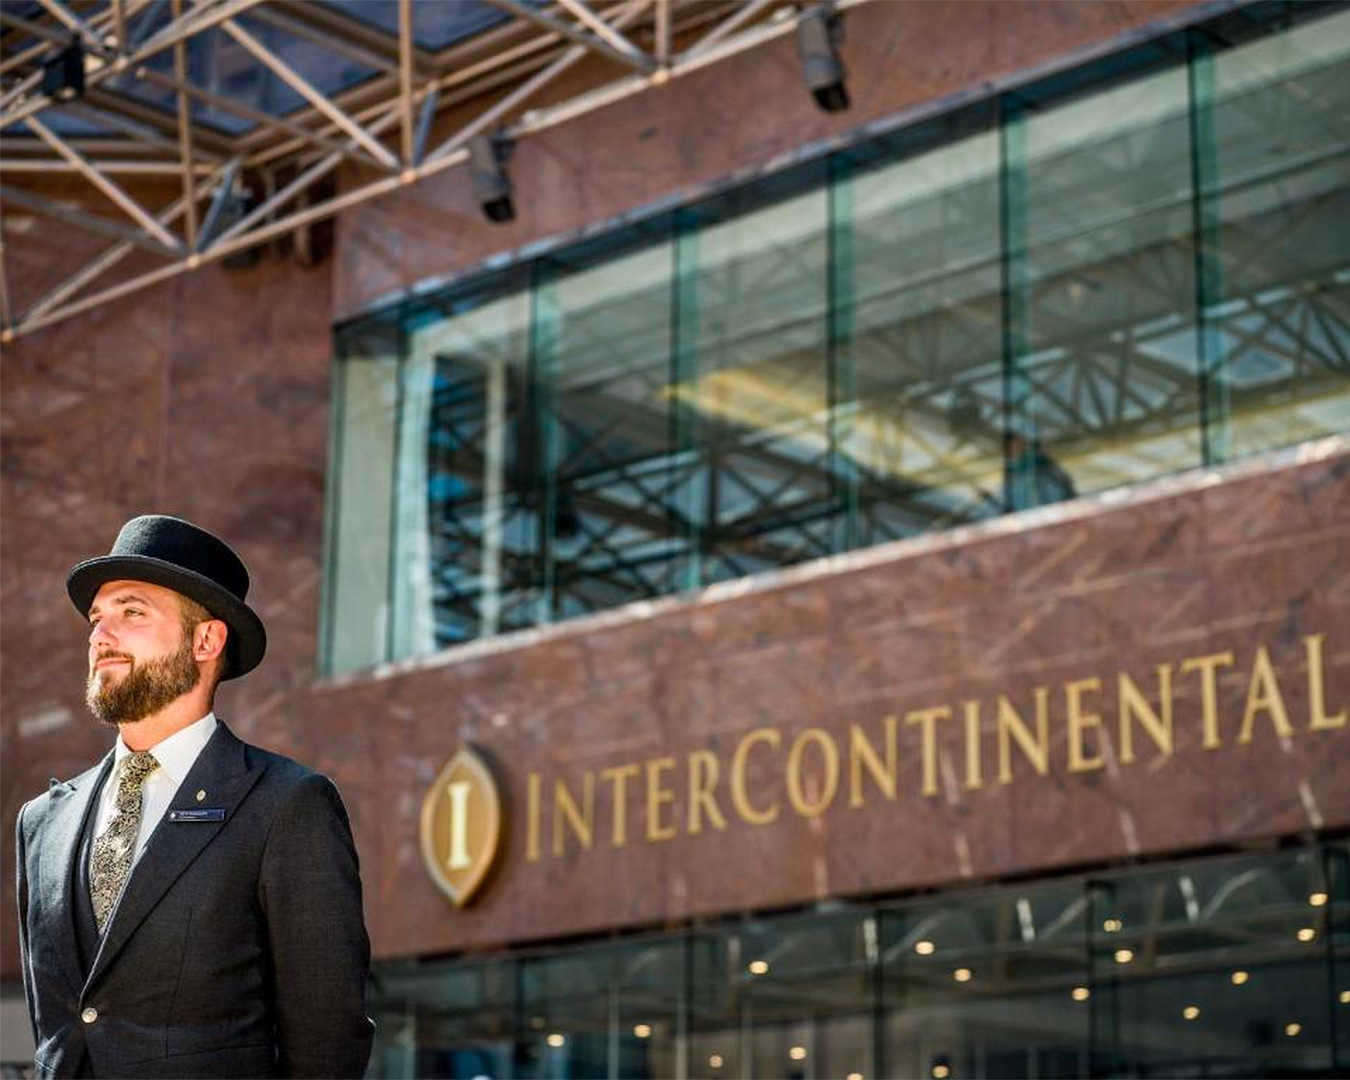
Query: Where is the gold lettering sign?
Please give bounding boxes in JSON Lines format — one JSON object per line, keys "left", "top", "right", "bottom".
{"left": 519, "top": 630, "right": 1346, "bottom": 863}
{"left": 420, "top": 746, "right": 502, "bottom": 907}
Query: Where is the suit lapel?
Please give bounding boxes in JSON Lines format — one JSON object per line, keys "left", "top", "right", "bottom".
{"left": 38, "top": 755, "right": 112, "bottom": 990}
{"left": 85, "top": 722, "right": 266, "bottom": 990}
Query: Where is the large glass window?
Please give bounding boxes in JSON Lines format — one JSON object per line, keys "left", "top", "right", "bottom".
{"left": 393, "top": 282, "right": 535, "bottom": 653}
{"left": 537, "top": 230, "right": 683, "bottom": 622}
{"left": 325, "top": 7, "right": 1350, "bottom": 676}
{"left": 880, "top": 874, "right": 1091, "bottom": 1078}
{"left": 836, "top": 111, "right": 1004, "bottom": 540}
{"left": 1012, "top": 65, "right": 1202, "bottom": 499}
{"left": 676, "top": 181, "right": 833, "bottom": 585}
{"left": 365, "top": 842, "right": 1350, "bottom": 1079}
{"left": 1205, "top": 11, "right": 1350, "bottom": 459}
{"left": 323, "top": 313, "right": 400, "bottom": 674}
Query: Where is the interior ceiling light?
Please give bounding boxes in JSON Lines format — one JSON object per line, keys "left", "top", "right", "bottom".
{"left": 795, "top": 4, "right": 849, "bottom": 112}
{"left": 469, "top": 133, "right": 515, "bottom": 224}
{"left": 42, "top": 40, "right": 85, "bottom": 102}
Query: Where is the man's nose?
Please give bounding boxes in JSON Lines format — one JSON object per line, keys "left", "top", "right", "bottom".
{"left": 89, "top": 620, "right": 115, "bottom": 648}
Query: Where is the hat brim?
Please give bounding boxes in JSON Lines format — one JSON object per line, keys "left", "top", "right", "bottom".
{"left": 67, "top": 554, "right": 266, "bottom": 680}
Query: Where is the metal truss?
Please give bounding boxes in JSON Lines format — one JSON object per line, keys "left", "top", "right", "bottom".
{"left": 0, "top": 0, "right": 872, "bottom": 343}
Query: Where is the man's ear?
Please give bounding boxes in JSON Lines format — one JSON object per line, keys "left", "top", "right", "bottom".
{"left": 194, "top": 619, "right": 229, "bottom": 666}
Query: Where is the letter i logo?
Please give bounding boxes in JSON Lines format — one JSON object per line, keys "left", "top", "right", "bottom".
{"left": 445, "top": 782, "right": 472, "bottom": 870}
{"left": 420, "top": 747, "right": 503, "bottom": 907}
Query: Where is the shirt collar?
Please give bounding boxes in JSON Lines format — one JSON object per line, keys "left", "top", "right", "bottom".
{"left": 113, "top": 712, "right": 218, "bottom": 786}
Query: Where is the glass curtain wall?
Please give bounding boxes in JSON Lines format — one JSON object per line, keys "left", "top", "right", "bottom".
{"left": 674, "top": 179, "right": 834, "bottom": 586}
{"left": 1204, "top": 15, "right": 1350, "bottom": 459}
{"left": 835, "top": 109, "right": 1004, "bottom": 540}
{"left": 394, "top": 281, "right": 535, "bottom": 652}
{"left": 1010, "top": 65, "right": 1203, "bottom": 499}
{"left": 535, "top": 229, "right": 683, "bottom": 622}
{"left": 324, "top": 312, "right": 400, "bottom": 673}
{"left": 325, "top": 8, "right": 1350, "bottom": 676}
{"left": 366, "top": 842, "right": 1350, "bottom": 1079}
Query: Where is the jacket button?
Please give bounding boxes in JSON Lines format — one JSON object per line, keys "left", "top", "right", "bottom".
{"left": 81, "top": 1007, "right": 98, "bottom": 1023}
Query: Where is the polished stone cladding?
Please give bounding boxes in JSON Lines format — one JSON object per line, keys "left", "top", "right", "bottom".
{"left": 0, "top": 259, "right": 335, "bottom": 978}
{"left": 320, "top": 439, "right": 1350, "bottom": 958}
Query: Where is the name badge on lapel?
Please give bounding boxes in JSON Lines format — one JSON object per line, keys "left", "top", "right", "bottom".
{"left": 169, "top": 808, "right": 226, "bottom": 823}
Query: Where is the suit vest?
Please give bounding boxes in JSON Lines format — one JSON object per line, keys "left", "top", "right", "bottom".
{"left": 73, "top": 796, "right": 103, "bottom": 977}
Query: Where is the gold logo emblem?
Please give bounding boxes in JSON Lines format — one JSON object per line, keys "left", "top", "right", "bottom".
{"left": 420, "top": 746, "right": 503, "bottom": 908}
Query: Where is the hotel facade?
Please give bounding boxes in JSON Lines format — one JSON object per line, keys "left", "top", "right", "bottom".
{"left": 2, "top": 1, "right": 1348, "bottom": 1077}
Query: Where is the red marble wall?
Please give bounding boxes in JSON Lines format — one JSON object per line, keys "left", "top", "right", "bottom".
{"left": 0, "top": 258, "right": 335, "bottom": 978}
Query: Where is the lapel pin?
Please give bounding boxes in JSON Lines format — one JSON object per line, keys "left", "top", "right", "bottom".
{"left": 196, "top": 789, "right": 206, "bottom": 802}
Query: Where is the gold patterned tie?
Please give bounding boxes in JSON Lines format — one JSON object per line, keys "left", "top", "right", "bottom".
{"left": 89, "top": 751, "right": 159, "bottom": 933}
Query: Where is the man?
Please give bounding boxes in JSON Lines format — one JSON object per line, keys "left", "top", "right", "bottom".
{"left": 15, "top": 515, "right": 374, "bottom": 1079}
{"left": 1005, "top": 428, "right": 1077, "bottom": 511}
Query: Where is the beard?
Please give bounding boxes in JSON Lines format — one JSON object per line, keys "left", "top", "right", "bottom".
{"left": 86, "top": 634, "right": 201, "bottom": 726}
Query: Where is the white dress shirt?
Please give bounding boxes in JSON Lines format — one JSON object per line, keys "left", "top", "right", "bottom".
{"left": 89, "top": 712, "right": 218, "bottom": 877}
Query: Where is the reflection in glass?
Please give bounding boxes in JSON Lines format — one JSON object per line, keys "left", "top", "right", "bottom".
{"left": 321, "top": 7, "right": 1350, "bottom": 676}
{"left": 365, "top": 844, "right": 1347, "bottom": 1078}
{"left": 396, "top": 289, "right": 535, "bottom": 653}
{"left": 324, "top": 316, "right": 399, "bottom": 674}
{"left": 539, "top": 235, "right": 681, "bottom": 622}
{"left": 1017, "top": 66, "right": 1203, "bottom": 499}
{"left": 839, "top": 120, "right": 1005, "bottom": 541}
{"left": 688, "top": 914, "right": 875, "bottom": 1080}
{"left": 1208, "top": 12, "right": 1350, "bottom": 459}
{"left": 516, "top": 941, "right": 684, "bottom": 1080}
{"left": 881, "top": 878, "right": 1089, "bottom": 1078}
{"left": 1088, "top": 846, "right": 1346, "bottom": 1076}
{"left": 674, "top": 186, "right": 834, "bottom": 585}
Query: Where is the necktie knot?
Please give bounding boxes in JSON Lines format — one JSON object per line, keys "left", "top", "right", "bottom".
{"left": 121, "top": 750, "right": 158, "bottom": 787}
{"left": 113, "top": 751, "right": 158, "bottom": 809}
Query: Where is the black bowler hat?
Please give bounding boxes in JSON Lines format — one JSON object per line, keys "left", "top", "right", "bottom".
{"left": 67, "top": 515, "right": 267, "bottom": 680}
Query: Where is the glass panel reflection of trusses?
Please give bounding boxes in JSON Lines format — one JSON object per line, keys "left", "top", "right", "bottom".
{"left": 845, "top": 129, "right": 1006, "bottom": 533}
{"left": 550, "top": 241, "right": 681, "bottom": 614}
{"left": 682, "top": 190, "right": 833, "bottom": 583}
{"left": 1212, "top": 22, "right": 1350, "bottom": 454}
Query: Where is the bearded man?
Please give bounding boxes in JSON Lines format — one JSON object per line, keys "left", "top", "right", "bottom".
{"left": 14, "top": 515, "right": 373, "bottom": 1079}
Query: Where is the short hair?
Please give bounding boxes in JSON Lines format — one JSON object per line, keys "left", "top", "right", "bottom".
{"left": 178, "top": 594, "right": 214, "bottom": 637}
{"left": 178, "top": 593, "right": 225, "bottom": 691}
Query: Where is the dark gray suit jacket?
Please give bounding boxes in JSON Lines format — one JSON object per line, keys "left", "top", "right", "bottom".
{"left": 15, "top": 721, "right": 374, "bottom": 1079}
